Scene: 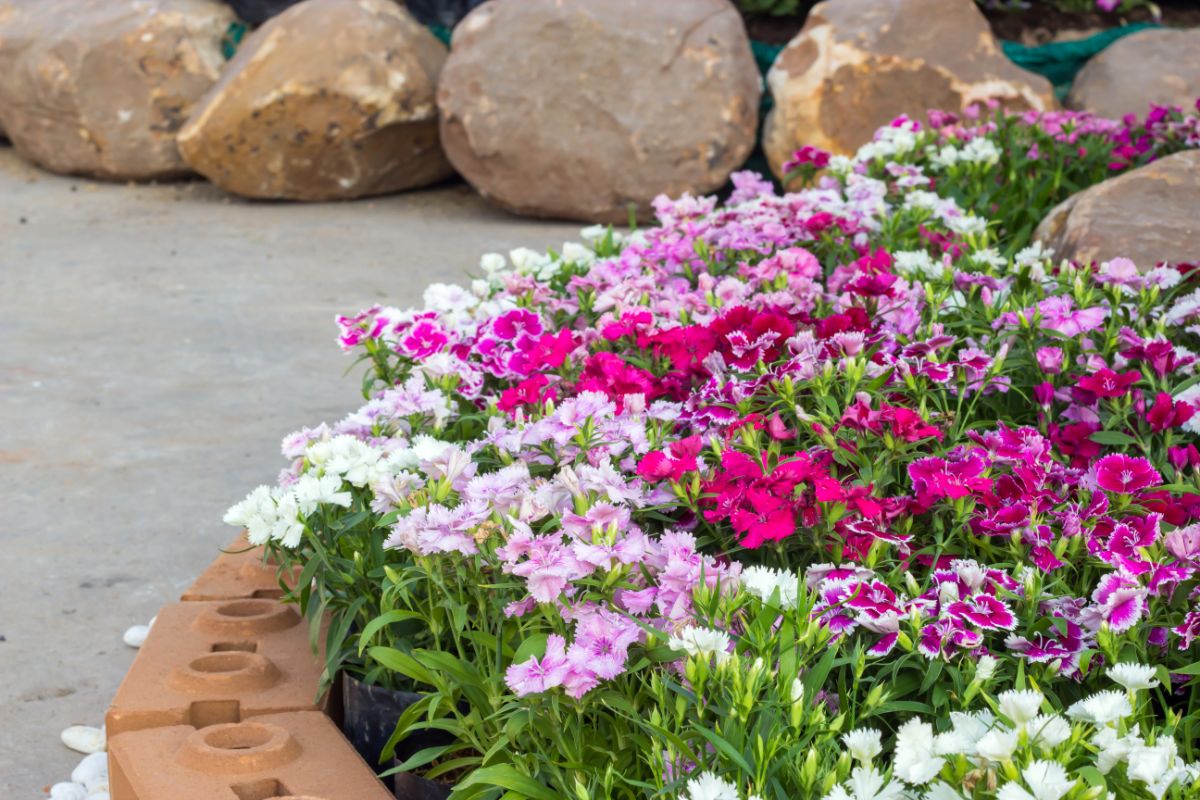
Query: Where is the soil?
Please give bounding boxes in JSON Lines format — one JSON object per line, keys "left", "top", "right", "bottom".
{"left": 742, "top": 1, "right": 1200, "bottom": 47}
{"left": 984, "top": 3, "right": 1200, "bottom": 46}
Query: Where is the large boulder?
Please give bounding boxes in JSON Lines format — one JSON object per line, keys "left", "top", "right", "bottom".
{"left": 1035, "top": 150, "right": 1200, "bottom": 269}
{"left": 0, "top": 0, "right": 233, "bottom": 180}
{"left": 763, "top": 0, "right": 1057, "bottom": 177}
{"left": 179, "top": 0, "right": 453, "bottom": 200}
{"left": 0, "top": 0, "right": 52, "bottom": 144}
{"left": 1067, "top": 29, "right": 1200, "bottom": 119}
{"left": 437, "top": 0, "right": 761, "bottom": 223}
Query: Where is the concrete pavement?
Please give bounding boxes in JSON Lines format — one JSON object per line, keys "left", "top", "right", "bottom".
{"left": 0, "top": 147, "right": 579, "bottom": 796}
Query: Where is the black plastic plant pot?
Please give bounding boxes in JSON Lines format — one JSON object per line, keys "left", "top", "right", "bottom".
{"left": 393, "top": 770, "right": 454, "bottom": 800}
{"left": 404, "top": 0, "right": 490, "bottom": 28}
{"left": 224, "top": 0, "right": 304, "bottom": 26}
{"left": 342, "top": 674, "right": 447, "bottom": 790}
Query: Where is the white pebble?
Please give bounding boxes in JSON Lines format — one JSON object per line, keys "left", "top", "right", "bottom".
{"left": 49, "top": 783, "right": 87, "bottom": 800}
{"left": 86, "top": 793, "right": 109, "bottom": 800}
{"left": 60, "top": 725, "right": 105, "bottom": 754}
{"left": 70, "top": 752, "right": 107, "bottom": 791}
{"left": 122, "top": 625, "right": 150, "bottom": 648}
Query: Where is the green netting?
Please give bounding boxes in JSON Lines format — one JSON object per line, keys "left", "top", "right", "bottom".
{"left": 222, "top": 21, "right": 248, "bottom": 60}
{"left": 1000, "top": 22, "right": 1159, "bottom": 100}
{"left": 750, "top": 24, "right": 1162, "bottom": 104}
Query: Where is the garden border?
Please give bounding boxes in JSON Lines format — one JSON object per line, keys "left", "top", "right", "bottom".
{"left": 104, "top": 534, "right": 413, "bottom": 800}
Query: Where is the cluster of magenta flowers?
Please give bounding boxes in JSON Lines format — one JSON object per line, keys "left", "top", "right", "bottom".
{"left": 227, "top": 102, "right": 1200, "bottom": 799}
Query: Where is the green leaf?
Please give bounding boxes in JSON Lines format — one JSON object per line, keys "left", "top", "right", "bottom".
{"left": 456, "top": 765, "right": 562, "bottom": 800}
{"left": 1077, "top": 766, "right": 1106, "bottom": 788}
{"left": 511, "top": 634, "right": 549, "bottom": 665}
{"left": 368, "top": 646, "right": 435, "bottom": 685}
{"left": 1089, "top": 430, "right": 1137, "bottom": 446}
{"left": 1171, "top": 662, "right": 1200, "bottom": 676}
{"left": 357, "top": 610, "right": 423, "bottom": 656}
{"left": 802, "top": 645, "right": 839, "bottom": 701}
{"left": 694, "top": 726, "right": 755, "bottom": 775}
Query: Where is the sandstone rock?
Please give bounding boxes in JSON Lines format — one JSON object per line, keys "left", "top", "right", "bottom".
{"left": 178, "top": 0, "right": 453, "bottom": 201}
{"left": 437, "top": 0, "right": 761, "bottom": 223}
{"left": 1035, "top": 150, "right": 1200, "bottom": 269}
{"left": 763, "top": 0, "right": 1057, "bottom": 178}
{"left": 1067, "top": 28, "right": 1200, "bottom": 119}
{"left": 0, "top": 0, "right": 43, "bottom": 143}
{"left": 0, "top": 0, "right": 233, "bottom": 180}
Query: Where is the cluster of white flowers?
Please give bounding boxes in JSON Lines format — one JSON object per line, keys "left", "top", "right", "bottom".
{"left": 680, "top": 772, "right": 763, "bottom": 800}
{"left": 926, "top": 138, "right": 1002, "bottom": 170}
{"left": 892, "top": 250, "right": 944, "bottom": 280}
{"left": 856, "top": 122, "right": 922, "bottom": 163}
{"left": 226, "top": 435, "right": 423, "bottom": 548}
{"left": 819, "top": 667, "right": 1198, "bottom": 800}
{"left": 740, "top": 565, "right": 800, "bottom": 609}
{"left": 668, "top": 626, "right": 733, "bottom": 665}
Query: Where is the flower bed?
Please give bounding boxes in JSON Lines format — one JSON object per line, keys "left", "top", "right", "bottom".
{"left": 226, "top": 102, "right": 1200, "bottom": 800}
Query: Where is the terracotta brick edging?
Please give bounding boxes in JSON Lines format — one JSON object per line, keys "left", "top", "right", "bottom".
{"left": 105, "top": 535, "right": 395, "bottom": 800}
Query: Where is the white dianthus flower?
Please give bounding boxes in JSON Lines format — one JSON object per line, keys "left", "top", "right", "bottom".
{"left": 999, "top": 689, "right": 1044, "bottom": 725}
{"left": 893, "top": 718, "right": 944, "bottom": 785}
{"left": 1127, "top": 740, "right": 1177, "bottom": 786}
{"left": 893, "top": 250, "right": 942, "bottom": 279}
{"left": 1107, "top": 662, "right": 1160, "bottom": 692}
{"left": 968, "top": 247, "right": 1006, "bottom": 269}
{"left": 1014, "top": 241, "right": 1053, "bottom": 268}
{"left": 422, "top": 282, "right": 476, "bottom": 317}
{"left": 945, "top": 215, "right": 988, "bottom": 237}
{"left": 823, "top": 766, "right": 908, "bottom": 800}
{"left": 974, "top": 655, "right": 998, "bottom": 682}
{"left": 292, "top": 473, "right": 352, "bottom": 516}
{"left": 842, "top": 728, "right": 883, "bottom": 764}
{"left": 935, "top": 710, "right": 995, "bottom": 756}
{"left": 508, "top": 247, "right": 551, "bottom": 275}
{"left": 961, "top": 137, "right": 1001, "bottom": 166}
{"left": 681, "top": 771, "right": 739, "bottom": 800}
{"left": 740, "top": 565, "right": 800, "bottom": 609}
{"left": 1020, "top": 760, "right": 1072, "bottom": 800}
{"left": 224, "top": 485, "right": 280, "bottom": 545}
{"left": 560, "top": 241, "right": 595, "bottom": 264}
{"left": 270, "top": 492, "right": 304, "bottom": 548}
{"left": 976, "top": 726, "right": 1019, "bottom": 763}
{"left": 928, "top": 143, "right": 961, "bottom": 169}
{"left": 1067, "top": 690, "right": 1132, "bottom": 725}
{"left": 1028, "top": 714, "right": 1071, "bottom": 749}
{"left": 478, "top": 252, "right": 506, "bottom": 273}
{"left": 668, "top": 626, "right": 732, "bottom": 664}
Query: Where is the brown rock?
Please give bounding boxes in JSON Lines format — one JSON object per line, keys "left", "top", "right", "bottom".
{"left": 0, "top": 0, "right": 51, "bottom": 143}
{"left": 1035, "top": 150, "right": 1200, "bottom": 269}
{"left": 178, "top": 0, "right": 453, "bottom": 201}
{"left": 437, "top": 0, "right": 761, "bottom": 223}
{"left": 108, "top": 711, "right": 394, "bottom": 799}
{"left": 1067, "top": 29, "right": 1200, "bottom": 119}
{"left": 763, "top": 0, "right": 1057, "bottom": 177}
{"left": 0, "top": 0, "right": 233, "bottom": 180}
